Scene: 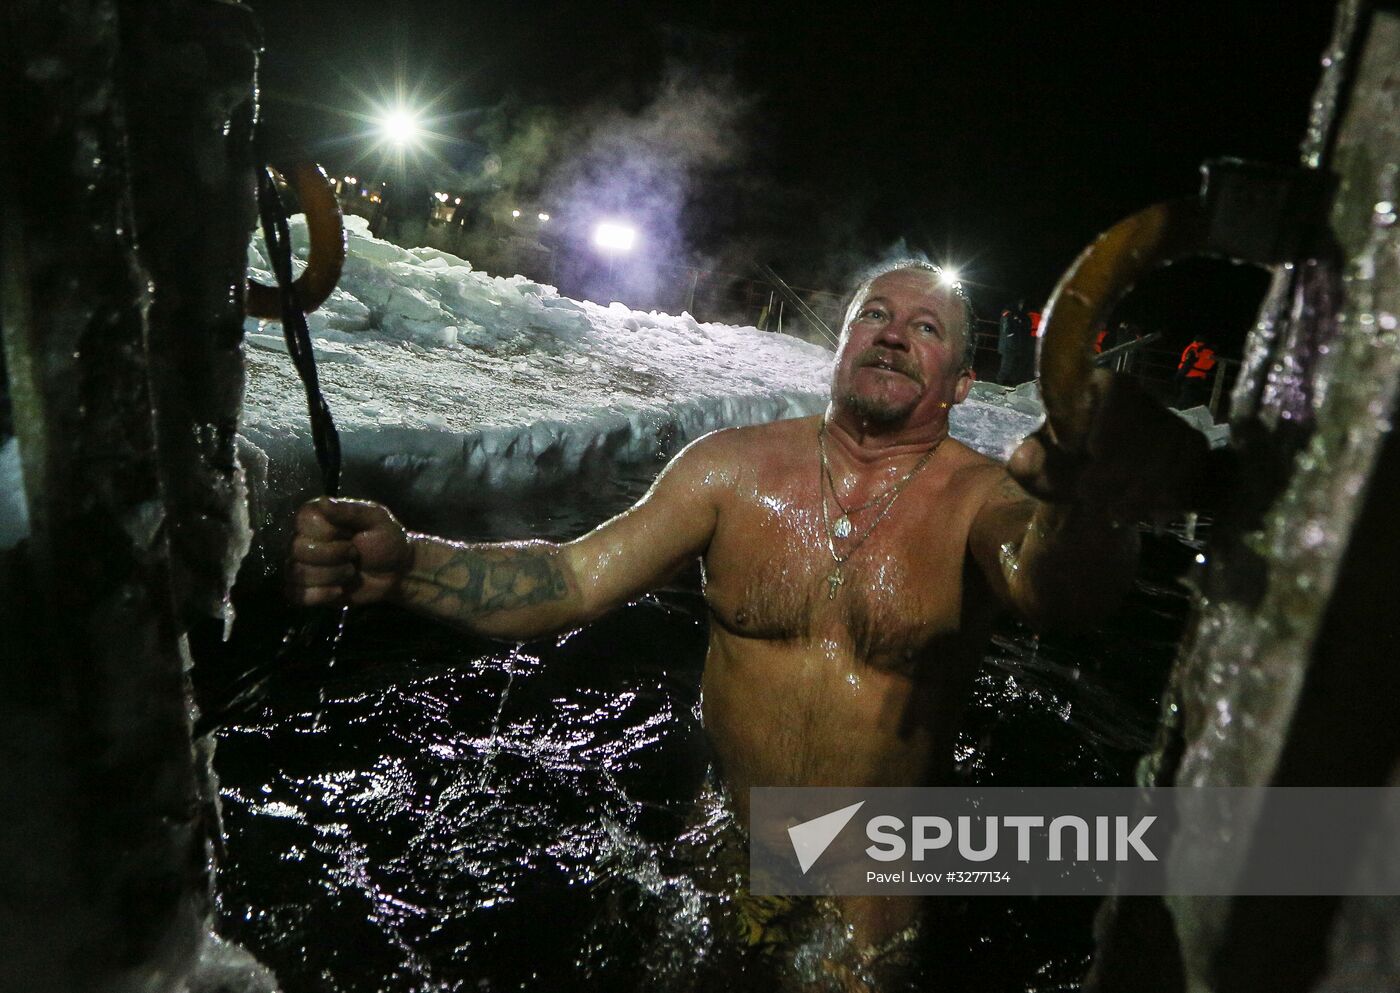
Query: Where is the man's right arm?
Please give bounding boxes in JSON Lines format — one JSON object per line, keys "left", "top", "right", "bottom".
{"left": 287, "top": 431, "right": 729, "bottom": 640}
{"left": 393, "top": 537, "right": 583, "bottom": 640}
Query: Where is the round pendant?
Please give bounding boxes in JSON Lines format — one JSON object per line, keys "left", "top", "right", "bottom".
{"left": 834, "top": 515, "right": 853, "bottom": 539}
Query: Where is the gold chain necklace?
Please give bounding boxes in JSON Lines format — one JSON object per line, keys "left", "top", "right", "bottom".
{"left": 817, "top": 419, "right": 942, "bottom": 599}
{"left": 820, "top": 436, "right": 902, "bottom": 538}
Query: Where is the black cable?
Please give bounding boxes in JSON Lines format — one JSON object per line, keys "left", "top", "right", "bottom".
{"left": 192, "top": 165, "right": 345, "bottom": 738}
{"left": 255, "top": 166, "right": 341, "bottom": 496}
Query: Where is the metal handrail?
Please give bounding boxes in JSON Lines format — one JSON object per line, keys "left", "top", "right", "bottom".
{"left": 755, "top": 262, "right": 839, "bottom": 346}
{"left": 1093, "top": 331, "right": 1163, "bottom": 367}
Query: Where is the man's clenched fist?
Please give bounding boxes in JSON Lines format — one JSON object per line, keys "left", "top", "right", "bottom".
{"left": 287, "top": 497, "right": 413, "bottom": 607}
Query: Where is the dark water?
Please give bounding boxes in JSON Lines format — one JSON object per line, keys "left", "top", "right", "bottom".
{"left": 205, "top": 467, "right": 1199, "bottom": 993}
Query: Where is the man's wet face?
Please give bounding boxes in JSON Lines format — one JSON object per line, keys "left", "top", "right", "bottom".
{"left": 833, "top": 269, "right": 969, "bottom": 427}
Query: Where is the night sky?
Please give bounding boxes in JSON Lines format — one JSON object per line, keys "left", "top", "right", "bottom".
{"left": 249, "top": 0, "right": 1340, "bottom": 348}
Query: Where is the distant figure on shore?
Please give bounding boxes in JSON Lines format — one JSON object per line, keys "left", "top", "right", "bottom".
{"left": 997, "top": 299, "right": 1036, "bottom": 386}
{"left": 1174, "top": 337, "right": 1218, "bottom": 409}
{"left": 373, "top": 173, "right": 434, "bottom": 248}
{"left": 447, "top": 196, "right": 484, "bottom": 258}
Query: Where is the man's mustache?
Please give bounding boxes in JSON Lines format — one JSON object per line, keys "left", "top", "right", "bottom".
{"left": 855, "top": 349, "right": 923, "bottom": 385}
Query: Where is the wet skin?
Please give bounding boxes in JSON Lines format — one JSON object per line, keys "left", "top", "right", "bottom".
{"left": 288, "top": 269, "right": 1207, "bottom": 953}
{"left": 699, "top": 418, "right": 999, "bottom": 813}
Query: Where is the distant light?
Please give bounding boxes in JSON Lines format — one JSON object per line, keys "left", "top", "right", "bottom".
{"left": 435, "top": 192, "right": 449, "bottom": 203}
{"left": 376, "top": 107, "right": 423, "bottom": 148}
{"left": 593, "top": 220, "right": 637, "bottom": 252}
{"left": 344, "top": 175, "right": 354, "bottom": 184}
{"left": 511, "top": 209, "right": 521, "bottom": 218}
{"left": 454, "top": 197, "right": 462, "bottom": 205}
{"left": 538, "top": 212, "right": 550, "bottom": 222}
{"left": 938, "top": 266, "right": 962, "bottom": 288}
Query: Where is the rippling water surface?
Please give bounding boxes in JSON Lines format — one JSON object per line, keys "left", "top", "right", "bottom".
{"left": 207, "top": 467, "right": 1200, "bottom": 992}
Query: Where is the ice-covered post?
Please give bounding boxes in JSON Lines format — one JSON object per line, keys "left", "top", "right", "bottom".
{"left": 0, "top": 1, "right": 265, "bottom": 990}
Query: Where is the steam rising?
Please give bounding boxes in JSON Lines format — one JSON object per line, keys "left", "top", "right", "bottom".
{"left": 452, "top": 62, "right": 913, "bottom": 327}
{"left": 543, "top": 65, "right": 751, "bottom": 297}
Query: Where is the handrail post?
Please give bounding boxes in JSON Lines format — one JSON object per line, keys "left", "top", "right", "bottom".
{"left": 1209, "top": 358, "right": 1229, "bottom": 420}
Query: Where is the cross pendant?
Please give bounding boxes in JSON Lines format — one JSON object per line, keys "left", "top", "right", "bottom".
{"left": 826, "top": 568, "right": 843, "bottom": 599}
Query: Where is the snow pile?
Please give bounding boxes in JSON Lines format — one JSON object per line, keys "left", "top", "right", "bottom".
{"left": 239, "top": 215, "right": 835, "bottom": 549}
{"left": 952, "top": 381, "right": 1044, "bottom": 460}
{"left": 957, "top": 379, "right": 1231, "bottom": 452}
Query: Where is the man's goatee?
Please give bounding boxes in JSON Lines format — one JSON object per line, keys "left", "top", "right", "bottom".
{"left": 841, "top": 390, "right": 917, "bottom": 425}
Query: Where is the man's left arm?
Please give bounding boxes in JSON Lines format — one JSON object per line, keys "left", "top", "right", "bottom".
{"left": 968, "top": 475, "right": 1139, "bottom": 632}
{"left": 968, "top": 371, "right": 1209, "bottom": 633}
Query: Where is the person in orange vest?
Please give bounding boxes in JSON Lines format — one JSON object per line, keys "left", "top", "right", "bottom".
{"left": 1173, "top": 337, "right": 1218, "bottom": 409}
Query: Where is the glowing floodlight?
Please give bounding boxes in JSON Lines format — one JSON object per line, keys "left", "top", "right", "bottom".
{"left": 538, "top": 212, "right": 550, "bottom": 222}
{"left": 938, "top": 266, "right": 962, "bottom": 288}
{"left": 593, "top": 220, "right": 636, "bottom": 252}
{"left": 511, "top": 209, "right": 521, "bottom": 218}
{"left": 376, "top": 107, "right": 423, "bottom": 148}
{"left": 454, "top": 197, "right": 462, "bottom": 205}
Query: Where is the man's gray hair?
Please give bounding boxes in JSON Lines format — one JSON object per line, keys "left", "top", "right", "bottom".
{"left": 842, "top": 258, "right": 978, "bottom": 372}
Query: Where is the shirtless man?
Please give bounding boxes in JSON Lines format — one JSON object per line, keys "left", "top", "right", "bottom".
{"left": 287, "top": 260, "right": 1205, "bottom": 959}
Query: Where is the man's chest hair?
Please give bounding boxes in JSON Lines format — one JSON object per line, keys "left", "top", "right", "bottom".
{"left": 706, "top": 536, "right": 962, "bottom": 672}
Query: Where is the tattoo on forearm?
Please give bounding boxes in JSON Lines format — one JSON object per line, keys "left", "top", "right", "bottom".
{"left": 410, "top": 545, "right": 570, "bottom": 617}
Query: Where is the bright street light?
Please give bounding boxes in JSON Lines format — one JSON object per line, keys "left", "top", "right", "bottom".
{"left": 376, "top": 107, "right": 423, "bottom": 149}
{"left": 538, "top": 212, "right": 550, "bottom": 222}
{"left": 938, "top": 266, "right": 962, "bottom": 288}
{"left": 593, "top": 220, "right": 636, "bottom": 252}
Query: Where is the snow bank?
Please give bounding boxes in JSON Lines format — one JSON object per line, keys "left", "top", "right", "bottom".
{"left": 952, "top": 381, "right": 1044, "bottom": 460}
{"left": 956, "top": 379, "right": 1232, "bottom": 452}
{"left": 239, "top": 216, "right": 835, "bottom": 561}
